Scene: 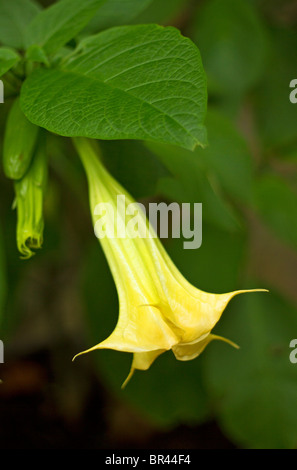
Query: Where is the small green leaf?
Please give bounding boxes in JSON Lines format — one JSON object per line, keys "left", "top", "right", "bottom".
{"left": 25, "top": 0, "right": 107, "bottom": 55}
{"left": 21, "top": 24, "right": 207, "bottom": 150}
{"left": 0, "top": 0, "right": 41, "bottom": 49}
{"left": 0, "top": 48, "right": 20, "bottom": 78}
{"left": 25, "top": 45, "right": 49, "bottom": 66}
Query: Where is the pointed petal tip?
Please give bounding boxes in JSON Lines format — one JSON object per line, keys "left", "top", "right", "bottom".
{"left": 249, "top": 288, "right": 269, "bottom": 293}
{"left": 72, "top": 351, "right": 83, "bottom": 362}
{"left": 236, "top": 288, "right": 269, "bottom": 294}
{"left": 72, "top": 344, "right": 101, "bottom": 362}
{"left": 229, "top": 288, "right": 269, "bottom": 299}
{"left": 211, "top": 334, "right": 240, "bottom": 350}
{"left": 121, "top": 368, "right": 135, "bottom": 390}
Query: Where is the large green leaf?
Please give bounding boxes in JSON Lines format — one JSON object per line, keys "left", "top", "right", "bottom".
{"left": 204, "top": 289, "right": 297, "bottom": 449}
{"left": 21, "top": 25, "right": 207, "bottom": 150}
{"left": 84, "top": 0, "right": 153, "bottom": 33}
{"left": 193, "top": 0, "right": 268, "bottom": 97}
{"left": 25, "top": 0, "right": 107, "bottom": 55}
{"left": 0, "top": 0, "right": 41, "bottom": 49}
{"left": 0, "top": 48, "right": 20, "bottom": 78}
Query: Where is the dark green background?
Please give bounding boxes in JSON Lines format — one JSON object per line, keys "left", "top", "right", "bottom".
{"left": 0, "top": 0, "right": 297, "bottom": 449}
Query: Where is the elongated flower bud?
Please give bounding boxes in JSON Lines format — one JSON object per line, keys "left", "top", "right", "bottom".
{"left": 73, "top": 137, "right": 267, "bottom": 387}
{"left": 3, "top": 97, "right": 39, "bottom": 180}
{"left": 14, "top": 135, "right": 47, "bottom": 259}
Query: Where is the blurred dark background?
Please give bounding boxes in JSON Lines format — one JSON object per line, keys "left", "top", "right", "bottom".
{"left": 0, "top": 0, "right": 297, "bottom": 449}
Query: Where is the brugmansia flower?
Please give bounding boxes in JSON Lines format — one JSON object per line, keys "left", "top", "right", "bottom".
{"left": 73, "top": 137, "right": 266, "bottom": 387}
{"left": 13, "top": 136, "right": 47, "bottom": 259}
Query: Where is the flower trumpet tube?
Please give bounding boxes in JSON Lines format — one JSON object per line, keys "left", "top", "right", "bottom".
{"left": 73, "top": 137, "right": 267, "bottom": 387}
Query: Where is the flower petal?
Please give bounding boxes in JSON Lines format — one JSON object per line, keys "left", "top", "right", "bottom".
{"left": 122, "top": 349, "right": 166, "bottom": 389}
{"left": 172, "top": 333, "right": 239, "bottom": 361}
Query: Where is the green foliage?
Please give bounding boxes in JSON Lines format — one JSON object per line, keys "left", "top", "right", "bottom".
{"left": 131, "top": 0, "right": 186, "bottom": 25}
{"left": 204, "top": 290, "right": 297, "bottom": 449}
{"left": 83, "top": 0, "right": 187, "bottom": 33}
{"left": 194, "top": 110, "right": 253, "bottom": 205}
{"left": 150, "top": 141, "right": 241, "bottom": 232}
{"left": 3, "top": 97, "right": 39, "bottom": 180}
{"left": 165, "top": 225, "right": 246, "bottom": 295}
{"left": 147, "top": 109, "right": 253, "bottom": 229}
{"left": 0, "top": 48, "right": 20, "bottom": 78}
{"left": 0, "top": 0, "right": 41, "bottom": 49}
{"left": 84, "top": 0, "right": 153, "bottom": 33}
{"left": 25, "top": 0, "right": 107, "bottom": 55}
{"left": 192, "top": 0, "right": 268, "bottom": 98}
{"left": 21, "top": 24, "right": 207, "bottom": 150}
{"left": 25, "top": 45, "right": 50, "bottom": 66}
{"left": 144, "top": 105, "right": 254, "bottom": 232}
{"left": 253, "top": 28, "right": 297, "bottom": 148}
{"left": 99, "top": 140, "right": 167, "bottom": 199}
{"left": 253, "top": 172, "right": 297, "bottom": 252}
{"left": 0, "top": 0, "right": 296, "bottom": 450}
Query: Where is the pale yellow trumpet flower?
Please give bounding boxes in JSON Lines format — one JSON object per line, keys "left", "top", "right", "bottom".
{"left": 73, "top": 137, "right": 267, "bottom": 387}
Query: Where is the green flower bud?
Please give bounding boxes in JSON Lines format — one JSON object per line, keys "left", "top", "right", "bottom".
{"left": 14, "top": 135, "right": 47, "bottom": 259}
